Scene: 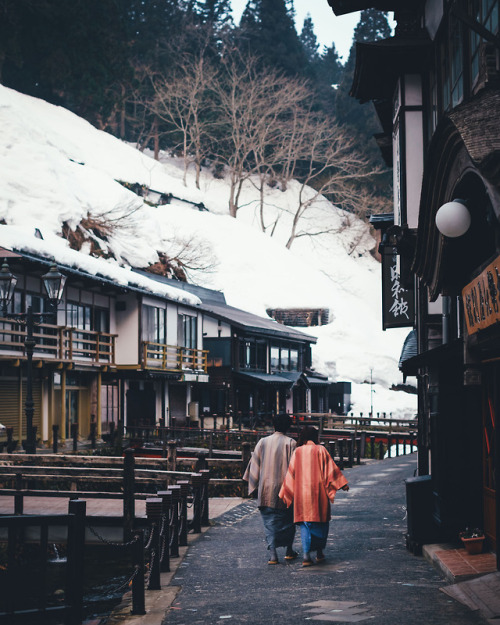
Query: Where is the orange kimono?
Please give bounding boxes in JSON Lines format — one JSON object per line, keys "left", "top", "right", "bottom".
{"left": 279, "top": 441, "right": 348, "bottom": 523}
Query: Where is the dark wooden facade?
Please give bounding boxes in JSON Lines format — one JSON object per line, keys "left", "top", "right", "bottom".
{"left": 327, "top": 0, "right": 500, "bottom": 566}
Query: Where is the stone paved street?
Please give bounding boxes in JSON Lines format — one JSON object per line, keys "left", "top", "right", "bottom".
{"left": 161, "top": 454, "right": 486, "bottom": 625}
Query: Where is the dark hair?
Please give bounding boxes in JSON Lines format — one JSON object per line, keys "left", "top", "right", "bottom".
{"left": 273, "top": 414, "right": 292, "bottom": 434}
{"left": 297, "top": 425, "right": 318, "bottom": 446}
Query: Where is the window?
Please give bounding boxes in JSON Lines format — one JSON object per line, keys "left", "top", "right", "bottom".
{"left": 142, "top": 305, "right": 166, "bottom": 344}
{"left": 440, "top": 16, "right": 464, "bottom": 111}
{"left": 181, "top": 314, "right": 197, "bottom": 349}
{"left": 471, "top": 0, "right": 499, "bottom": 83}
{"left": 280, "top": 347, "right": 290, "bottom": 371}
{"left": 270, "top": 344, "right": 301, "bottom": 371}
{"left": 270, "top": 346, "right": 280, "bottom": 370}
{"left": 67, "top": 302, "right": 91, "bottom": 331}
{"left": 238, "top": 338, "right": 267, "bottom": 370}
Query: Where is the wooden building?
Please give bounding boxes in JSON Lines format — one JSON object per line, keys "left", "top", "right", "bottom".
{"left": 326, "top": 0, "right": 500, "bottom": 566}
{"left": 0, "top": 242, "right": 208, "bottom": 445}
{"left": 137, "top": 276, "right": 323, "bottom": 428}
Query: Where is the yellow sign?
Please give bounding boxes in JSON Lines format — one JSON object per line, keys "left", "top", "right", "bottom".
{"left": 462, "top": 255, "right": 500, "bottom": 335}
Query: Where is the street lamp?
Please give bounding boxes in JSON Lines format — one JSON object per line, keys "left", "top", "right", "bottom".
{"left": 435, "top": 200, "right": 471, "bottom": 238}
{"left": 0, "top": 260, "right": 66, "bottom": 454}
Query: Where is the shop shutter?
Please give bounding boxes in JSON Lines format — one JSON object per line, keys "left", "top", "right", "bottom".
{"left": 0, "top": 378, "right": 42, "bottom": 437}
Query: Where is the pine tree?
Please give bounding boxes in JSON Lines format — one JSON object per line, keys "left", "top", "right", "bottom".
{"left": 331, "top": 9, "right": 393, "bottom": 208}
{"left": 300, "top": 14, "right": 319, "bottom": 65}
{"left": 237, "top": 0, "right": 307, "bottom": 76}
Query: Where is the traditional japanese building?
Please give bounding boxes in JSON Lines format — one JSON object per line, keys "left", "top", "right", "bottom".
{"left": 327, "top": 0, "right": 500, "bottom": 566}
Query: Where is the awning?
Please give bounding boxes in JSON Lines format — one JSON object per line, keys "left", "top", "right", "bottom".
{"left": 235, "top": 372, "right": 294, "bottom": 386}
{"left": 275, "top": 371, "right": 303, "bottom": 385}
{"left": 304, "top": 375, "right": 329, "bottom": 387}
{"left": 400, "top": 339, "right": 462, "bottom": 376}
{"left": 399, "top": 329, "right": 418, "bottom": 371}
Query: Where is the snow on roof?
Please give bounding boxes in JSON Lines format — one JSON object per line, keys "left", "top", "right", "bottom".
{"left": 0, "top": 226, "right": 201, "bottom": 306}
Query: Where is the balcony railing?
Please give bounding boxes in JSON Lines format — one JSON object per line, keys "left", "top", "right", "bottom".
{"left": 0, "top": 319, "right": 116, "bottom": 364}
{"left": 142, "top": 341, "right": 208, "bottom": 373}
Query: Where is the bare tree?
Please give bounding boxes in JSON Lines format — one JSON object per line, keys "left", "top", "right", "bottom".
{"left": 150, "top": 52, "right": 217, "bottom": 188}
{"left": 211, "top": 51, "right": 311, "bottom": 218}
{"left": 275, "top": 113, "right": 387, "bottom": 249}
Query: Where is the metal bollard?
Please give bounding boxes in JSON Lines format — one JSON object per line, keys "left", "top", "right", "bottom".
{"left": 199, "top": 469, "right": 210, "bottom": 527}
{"left": 176, "top": 480, "right": 190, "bottom": 546}
{"left": 131, "top": 530, "right": 146, "bottom": 615}
{"left": 169, "top": 485, "right": 181, "bottom": 557}
{"left": 156, "top": 490, "right": 172, "bottom": 572}
{"left": 145, "top": 498, "right": 163, "bottom": 590}
{"left": 190, "top": 473, "right": 203, "bottom": 534}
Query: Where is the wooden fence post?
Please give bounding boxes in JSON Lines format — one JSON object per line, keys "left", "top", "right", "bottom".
{"left": 131, "top": 530, "right": 146, "bottom": 615}
{"left": 157, "top": 490, "right": 172, "bottom": 572}
{"left": 200, "top": 469, "right": 210, "bottom": 527}
{"left": 378, "top": 440, "right": 384, "bottom": 460}
{"left": 190, "top": 473, "right": 202, "bottom": 534}
{"left": 14, "top": 473, "right": 23, "bottom": 515}
{"left": 242, "top": 442, "right": 251, "bottom": 473}
{"left": 52, "top": 424, "right": 59, "bottom": 454}
{"left": 67, "top": 499, "right": 86, "bottom": 625}
{"left": 167, "top": 440, "right": 177, "bottom": 472}
{"left": 169, "top": 485, "right": 181, "bottom": 557}
{"left": 176, "top": 481, "right": 190, "bottom": 547}
{"left": 145, "top": 498, "right": 162, "bottom": 591}
{"left": 123, "top": 448, "right": 135, "bottom": 542}
{"left": 328, "top": 440, "right": 336, "bottom": 462}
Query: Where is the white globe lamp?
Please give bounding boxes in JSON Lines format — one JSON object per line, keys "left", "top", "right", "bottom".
{"left": 435, "top": 200, "right": 471, "bottom": 238}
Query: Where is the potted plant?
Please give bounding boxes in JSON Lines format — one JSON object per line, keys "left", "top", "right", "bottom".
{"left": 459, "top": 528, "right": 485, "bottom": 555}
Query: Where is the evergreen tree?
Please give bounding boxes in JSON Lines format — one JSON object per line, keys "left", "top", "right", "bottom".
{"left": 237, "top": 0, "right": 307, "bottom": 76}
{"left": 300, "top": 14, "right": 319, "bottom": 65}
{"left": 335, "top": 9, "right": 393, "bottom": 202}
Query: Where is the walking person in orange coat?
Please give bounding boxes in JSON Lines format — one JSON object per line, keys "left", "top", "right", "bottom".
{"left": 279, "top": 425, "right": 349, "bottom": 566}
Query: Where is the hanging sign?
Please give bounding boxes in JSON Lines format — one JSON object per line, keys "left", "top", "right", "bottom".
{"left": 462, "top": 254, "right": 500, "bottom": 335}
{"left": 382, "top": 247, "right": 415, "bottom": 330}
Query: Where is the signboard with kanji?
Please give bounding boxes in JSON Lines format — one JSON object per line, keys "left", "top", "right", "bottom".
{"left": 462, "top": 254, "right": 500, "bottom": 335}
{"left": 382, "top": 247, "right": 415, "bottom": 330}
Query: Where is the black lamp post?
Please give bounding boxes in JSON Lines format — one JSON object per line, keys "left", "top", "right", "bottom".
{"left": 0, "top": 260, "right": 66, "bottom": 454}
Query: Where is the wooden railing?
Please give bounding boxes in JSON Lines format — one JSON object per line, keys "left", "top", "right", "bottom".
{"left": 142, "top": 341, "right": 208, "bottom": 373}
{"left": 0, "top": 319, "right": 116, "bottom": 364}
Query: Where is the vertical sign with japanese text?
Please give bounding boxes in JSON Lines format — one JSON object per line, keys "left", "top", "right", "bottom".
{"left": 382, "top": 247, "right": 415, "bottom": 330}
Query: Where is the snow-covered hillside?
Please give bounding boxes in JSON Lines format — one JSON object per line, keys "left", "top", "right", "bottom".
{"left": 0, "top": 85, "right": 417, "bottom": 418}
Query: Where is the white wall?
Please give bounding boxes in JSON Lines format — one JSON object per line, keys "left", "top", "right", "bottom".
{"left": 114, "top": 294, "right": 140, "bottom": 364}
{"left": 202, "top": 315, "right": 231, "bottom": 338}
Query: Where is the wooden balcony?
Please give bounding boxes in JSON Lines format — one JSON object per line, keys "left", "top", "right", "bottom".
{"left": 142, "top": 341, "right": 208, "bottom": 373}
{"left": 0, "top": 320, "right": 116, "bottom": 365}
